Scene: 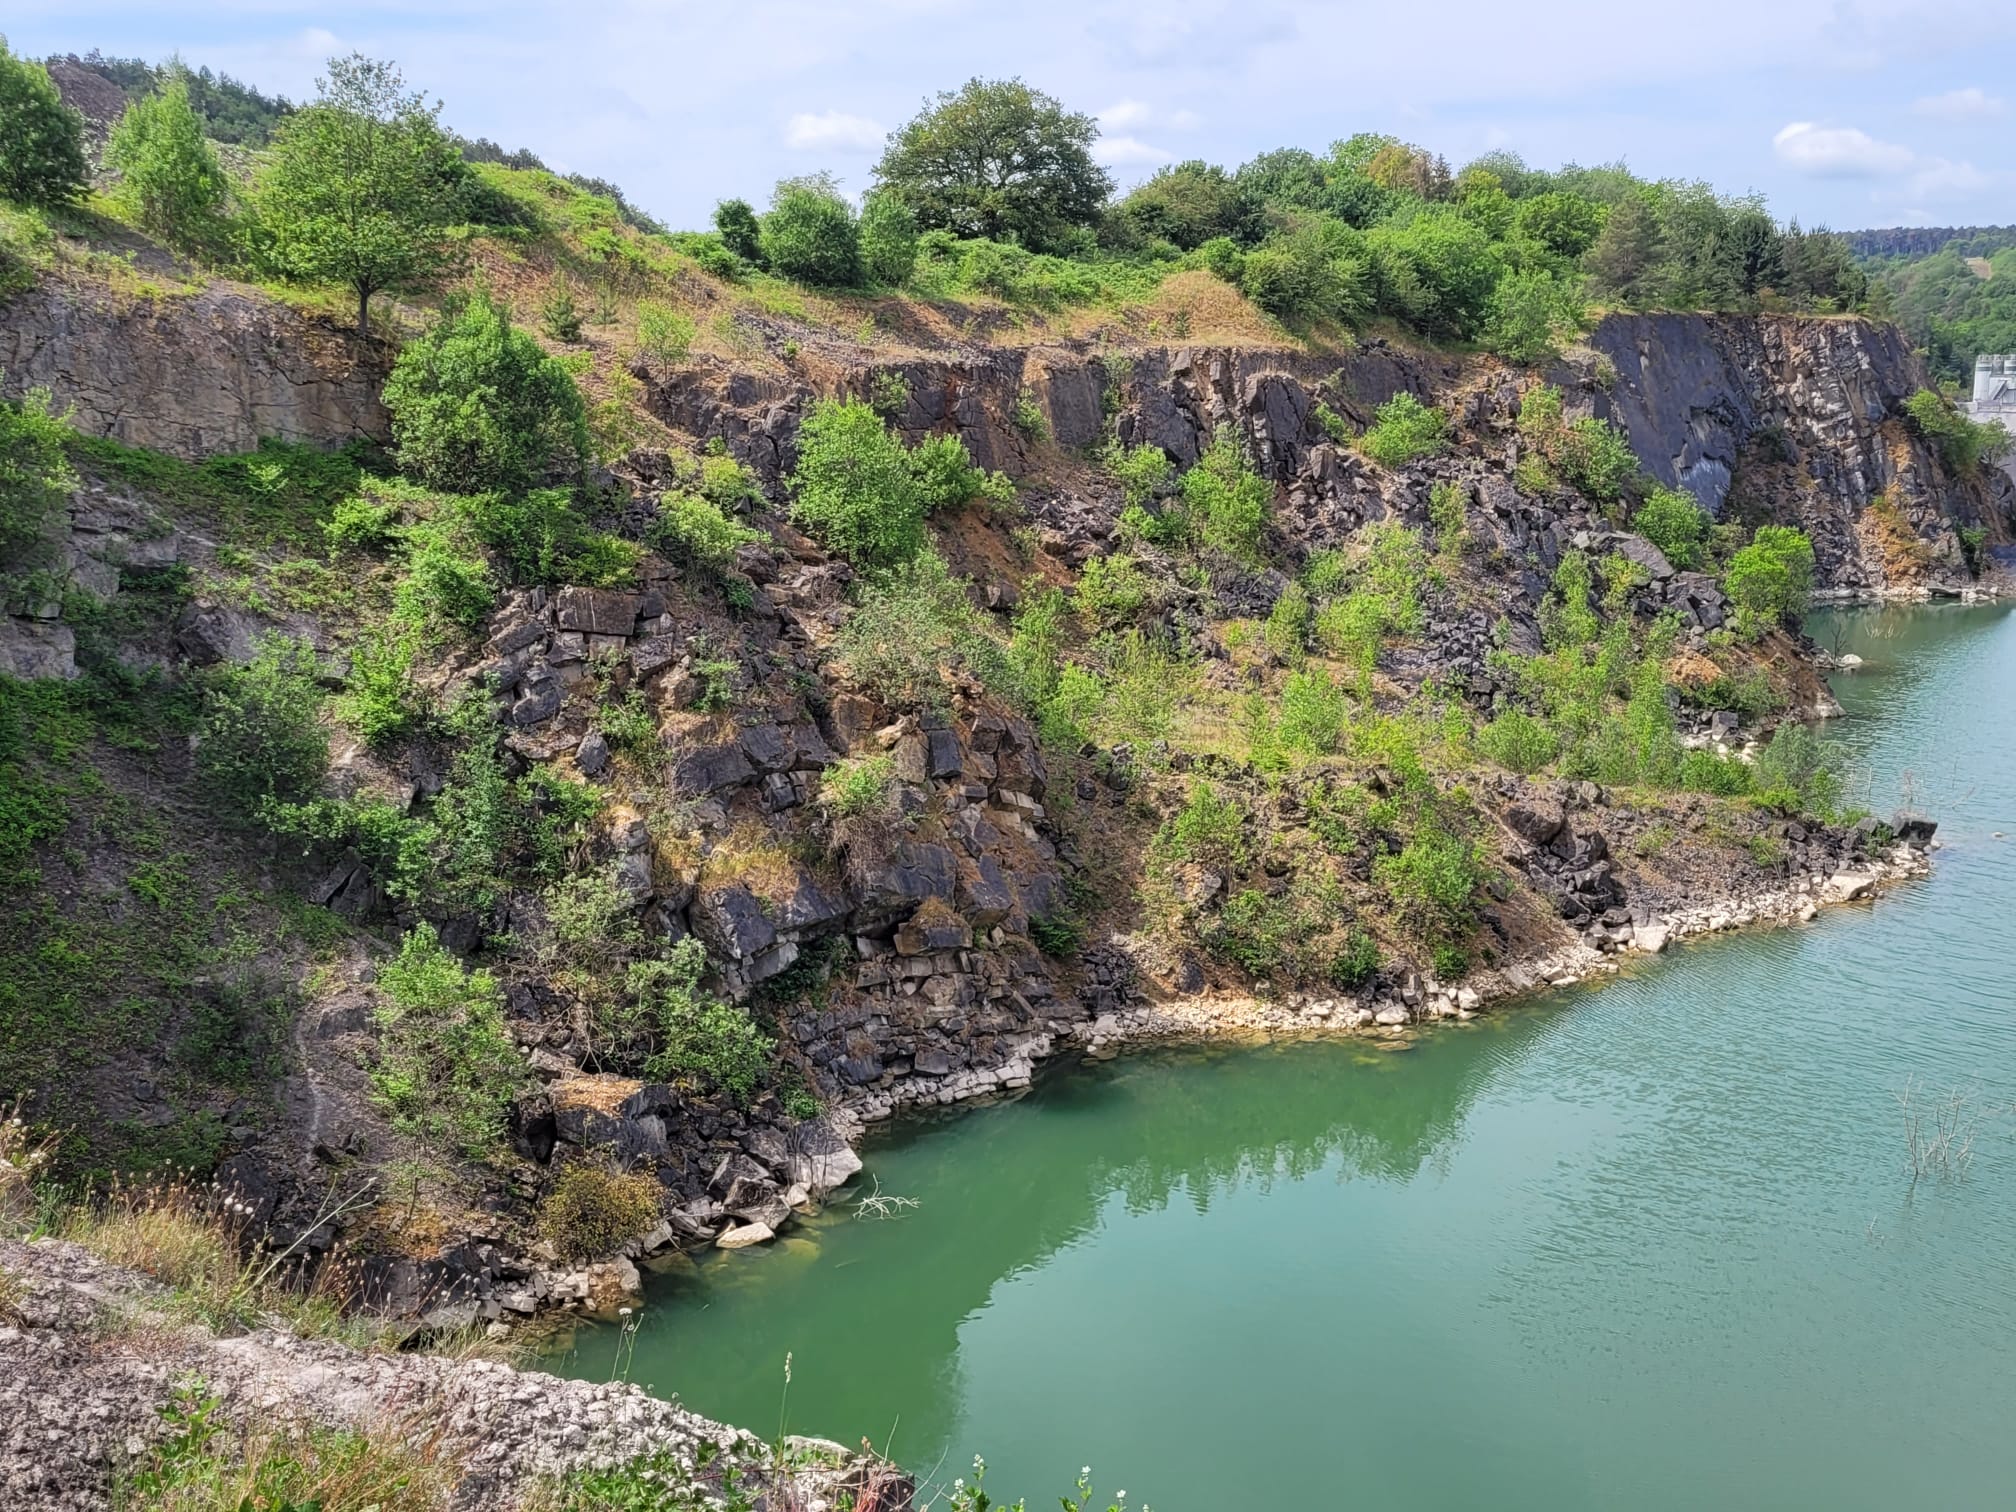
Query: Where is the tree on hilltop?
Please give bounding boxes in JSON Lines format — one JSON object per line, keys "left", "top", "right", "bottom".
{"left": 873, "top": 78, "right": 1111, "bottom": 253}
{"left": 0, "top": 39, "right": 88, "bottom": 208}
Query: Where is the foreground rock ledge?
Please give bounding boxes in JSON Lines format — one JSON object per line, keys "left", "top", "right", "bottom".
{"left": 0, "top": 1239, "right": 909, "bottom": 1512}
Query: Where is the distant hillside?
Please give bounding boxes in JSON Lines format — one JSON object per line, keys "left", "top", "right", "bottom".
{"left": 1847, "top": 227, "right": 2016, "bottom": 261}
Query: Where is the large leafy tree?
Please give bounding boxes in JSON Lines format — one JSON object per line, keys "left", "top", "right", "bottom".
{"left": 873, "top": 78, "right": 1111, "bottom": 252}
{"left": 759, "top": 174, "right": 861, "bottom": 287}
{"left": 257, "top": 54, "right": 464, "bottom": 338}
{"left": 105, "top": 69, "right": 227, "bottom": 250}
{"left": 0, "top": 40, "right": 88, "bottom": 207}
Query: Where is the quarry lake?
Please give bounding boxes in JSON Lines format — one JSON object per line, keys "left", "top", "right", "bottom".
{"left": 560, "top": 603, "right": 2016, "bottom": 1511}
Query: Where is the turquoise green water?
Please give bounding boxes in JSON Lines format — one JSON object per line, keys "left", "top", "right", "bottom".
{"left": 562, "top": 604, "right": 2016, "bottom": 1510}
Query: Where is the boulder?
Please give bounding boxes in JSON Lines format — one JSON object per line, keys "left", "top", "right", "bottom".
{"left": 691, "top": 884, "right": 778, "bottom": 961}
{"left": 672, "top": 742, "right": 755, "bottom": 796}
{"left": 1893, "top": 815, "right": 1937, "bottom": 848}
{"left": 786, "top": 1116, "right": 864, "bottom": 1193}
{"left": 554, "top": 586, "right": 641, "bottom": 637}
{"left": 1822, "top": 872, "right": 1877, "bottom": 903}
{"left": 1504, "top": 797, "right": 1566, "bottom": 845}
{"left": 715, "top": 1221, "right": 775, "bottom": 1250}
{"left": 1632, "top": 923, "right": 1671, "bottom": 954}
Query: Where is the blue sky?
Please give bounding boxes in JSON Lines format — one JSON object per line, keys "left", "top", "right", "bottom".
{"left": 11, "top": 0, "right": 2016, "bottom": 232}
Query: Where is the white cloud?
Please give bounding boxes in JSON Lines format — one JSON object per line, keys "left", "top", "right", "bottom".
{"left": 1098, "top": 100, "right": 1201, "bottom": 132}
{"left": 1097, "top": 134, "right": 1174, "bottom": 166}
{"left": 783, "top": 111, "right": 885, "bottom": 152}
{"left": 1771, "top": 121, "right": 1915, "bottom": 177}
{"left": 1911, "top": 86, "right": 2007, "bottom": 120}
{"left": 1908, "top": 157, "right": 1992, "bottom": 199}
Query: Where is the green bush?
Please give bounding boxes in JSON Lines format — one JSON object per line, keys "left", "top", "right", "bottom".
{"left": 1180, "top": 427, "right": 1272, "bottom": 564}
{"left": 1634, "top": 486, "right": 1709, "bottom": 569}
{"left": 540, "top": 283, "right": 583, "bottom": 342}
{"left": 1553, "top": 417, "right": 1637, "bottom": 501}
{"left": 1153, "top": 783, "right": 1250, "bottom": 871}
{"left": 1265, "top": 581, "right": 1312, "bottom": 659}
{"left": 384, "top": 291, "right": 589, "bottom": 494}
{"left": 1327, "top": 927, "right": 1380, "bottom": 990}
{"left": 1375, "top": 811, "right": 1482, "bottom": 943}
{"left": 462, "top": 488, "right": 638, "bottom": 588}
{"left": 1484, "top": 268, "right": 1582, "bottom": 364}
{"left": 1275, "top": 667, "right": 1349, "bottom": 755}
{"left": 1679, "top": 747, "right": 1752, "bottom": 796}
{"left": 1105, "top": 442, "right": 1174, "bottom": 509}
{"left": 1750, "top": 720, "right": 1841, "bottom": 817}
{"left": 859, "top": 190, "right": 919, "bottom": 286}
{"left": 0, "top": 43, "right": 88, "bottom": 207}
{"left": 634, "top": 938, "right": 772, "bottom": 1101}
{"left": 1477, "top": 708, "right": 1558, "bottom": 774}
{"left": 1076, "top": 553, "right": 1150, "bottom": 628}
{"left": 648, "top": 491, "right": 764, "bottom": 575}
{"left": 789, "top": 399, "right": 924, "bottom": 564}
{"left": 1357, "top": 392, "right": 1448, "bottom": 468}
{"left": 713, "top": 198, "right": 763, "bottom": 265}
{"left": 539, "top": 1164, "right": 662, "bottom": 1260}
{"left": 834, "top": 551, "right": 1011, "bottom": 710}
{"left": 819, "top": 753, "right": 895, "bottom": 818}
{"left": 760, "top": 176, "right": 861, "bottom": 287}
{"left": 0, "top": 385, "right": 73, "bottom": 585}
{"left": 1723, "top": 525, "right": 1815, "bottom": 636}
{"left": 1904, "top": 388, "right": 2012, "bottom": 475}
{"left": 1428, "top": 481, "right": 1467, "bottom": 554}
{"left": 909, "top": 432, "right": 1014, "bottom": 512}
{"left": 323, "top": 486, "right": 403, "bottom": 553}
{"left": 371, "top": 922, "right": 524, "bottom": 1154}
{"left": 1209, "top": 888, "right": 1302, "bottom": 976}
{"left": 195, "top": 638, "right": 329, "bottom": 822}
{"left": 634, "top": 300, "right": 696, "bottom": 365}
{"left": 338, "top": 631, "right": 422, "bottom": 750}
{"left": 396, "top": 524, "right": 496, "bottom": 631}
{"left": 104, "top": 71, "right": 227, "bottom": 249}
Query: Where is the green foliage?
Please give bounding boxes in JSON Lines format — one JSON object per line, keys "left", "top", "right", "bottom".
{"left": 835, "top": 551, "right": 1011, "bottom": 710}
{"left": 760, "top": 175, "right": 861, "bottom": 287}
{"left": 1105, "top": 441, "right": 1174, "bottom": 515}
{"left": 0, "top": 43, "right": 87, "bottom": 207}
{"left": 540, "top": 282, "right": 583, "bottom": 342}
{"left": 635, "top": 938, "right": 773, "bottom": 1101}
{"left": 395, "top": 523, "right": 495, "bottom": 631}
{"left": 1209, "top": 887, "right": 1305, "bottom": 977}
{"left": 1723, "top": 525, "right": 1815, "bottom": 636}
{"left": 909, "top": 432, "right": 1015, "bottom": 512}
{"left": 1518, "top": 386, "right": 1637, "bottom": 502}
{"left": 874, "top": 77, "right": 1112, "bottom": 252}
{"left": 1634, "top": 486, "right": 1709, "bottom": 569}
{"left": 1903, "top": 388, "right": 2012, "bottom": 475}
{"left": 195, "top": 638, "right": 329, "bottom": 822}
{"left": 337, "top": 630, "right": 422, "bottom": 750}
{"left": 1113, "top": 160, "right": 1261, "bottom": 250}
{"left": 634, "top": 300, "right": 696, "bottom": 365}
{"left": 1356, "top": 392, "right": 1448, "bottom": 468}
{"left": 1427, "top": 481, "right": 1466, "bottom": 554}
{"left": 1540, "top": 549, "right": 1601, "bottom": 649}
{"left": 104, "top": 71, "right": 227, "bottom": 250}
{"left": 859, "top": 189, "right": 920, "bottom": 285}
{"left": 384, "top": 291, "right": 589, "bottom": 495}
{"left": 1485, "top": 267, "right": 1583, "bottom": 364}
{"left": 1272, "top": 666, "right": 1349, "bottom": 756}
{"left": 1327, "top": 927, "right": 1380, "bottom": 990}
{"left": 1309, "top": 522, "right": 1430, "bottom": 676}
{"left": 1264, "top": 581, "right": 1312, "bottom": 659}
{"left": 1477, "top": 707, "right": 1558, "bottom": 774}
{"left": 713, "top": 197, "right": 763, "bottom": 264}
{"left": 1374, "top": 808, "right": 1483, "bottom": 944}
{"left": 1152, "top": 783, "right": 1250, "bottom": 872}
{"left": 255, "top": 54, "right": 466, "bottom": 335}
{"left": 1750, "top": 720, "right": 1842, "bottom": 817}
{"left": 1179, "top": 426, "right": 1272, "bottom": 564}
{"left": 459, "top": 487, "right": 639, "bottom": 589}
{"left": 0, "top": 385, "right": 74, "bottom": 585}
{"left": 1013, "top": 388, "right": 1050, "bottom": 441}
{"left": 648, "top": 490, "right": 764, "bottom": 575}
{"left": 1679, "top": 746, "right": 1753, "bottom": 796}
{"left": 323, "top": 486, "right": 402, "bottom": 552}
{"left": 1075, "top": 553, "right": 1150, "bottom": 629}
{"left": 539, "top": 1164, "right": 662, "bottom": 1259}
{"left": 371, "top": 922, "right": 523, "bottom": 1155}
{"left": 789, "top": 399, "right": 924, "bottom": 565}
{"left": 819, "top": 753, "right": 895, "bottom": 819}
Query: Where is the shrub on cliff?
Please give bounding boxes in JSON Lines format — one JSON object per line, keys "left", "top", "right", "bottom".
{"left": 0, "top": 43, "right": 87, "bottom": 208}
{"left": 908, "top": 432, "right": 1014, "bottom": 513}
{"left": 0, "top": 385, "right": 74, "bottom": 587}
{"left": 1179, "top": 426, "right": 1273, "bottom": 563}
{"left": 1357, "top": 393, "right": 1448, "bottom": 468}
{"left": 859, "top": 189, "right": 920, "bottom": 286}
{"left": 372, "top": 922, "right": 524, "bottom": 1154}
{"left": 1723, "top": 525, "right": 1815, "bottom": 636}
{"left": 648, "top": 491, "right": 764, "bottom": 576}
{"left": 384, "top": 290, "right": 589, "bottom": 495}
{"left": 105, "top": 70, "right": 228, "bottom": 251}
{"left": 788, "top": 399, "right": 924, "bottom": 564}
{"left": 1903, "top": 388, "right": 2013, "bottom": 475}
{"left": 712, "top": 197, "right": 763, "bottom": 266}
{"left": 835, "top": 550, "right": 1012, "bottom": 709}
{"left": 632, "top": 938, "right": 772, "bottom": 1102}
{"left": 1633, "top": 486, "right": 1710, "bottom": 569}
{"left": 195, "top": 636, "right": 330, "bottom": 823}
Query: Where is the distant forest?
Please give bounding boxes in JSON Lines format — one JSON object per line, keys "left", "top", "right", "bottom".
{"left": 1851, "top": 227, "right": 2016, "bottom": 385}
{"left": 53, "top": 49, "right": 294, "bottom": 145}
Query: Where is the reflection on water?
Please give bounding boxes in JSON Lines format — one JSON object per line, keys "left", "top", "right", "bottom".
{"left": 560, "top": 605, "right": 2016, "bottom": 1512}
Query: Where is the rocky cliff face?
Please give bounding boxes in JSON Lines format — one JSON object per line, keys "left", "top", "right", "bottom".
{"left": 1589, "top": 312, "right": 2012, "bottom": 593}
{"left": 0, "top": 279, "right": 389, "bottom": 460}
